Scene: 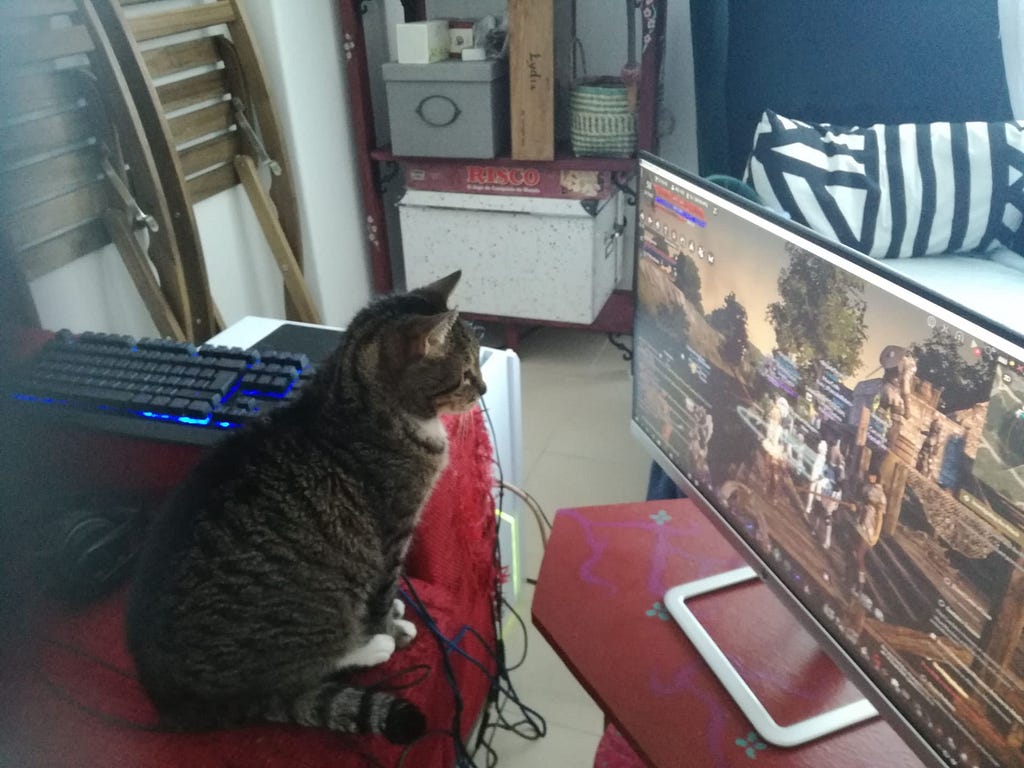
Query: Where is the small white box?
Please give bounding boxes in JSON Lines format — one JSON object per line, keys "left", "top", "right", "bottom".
{"left": 448, "top": 25, "right": 474, "bottom": 56}
{"left": 399, "top": 190, "right": 624, "bottom": 324}
{"left": 395, "top": 20, "right": 450, "bottom": 64}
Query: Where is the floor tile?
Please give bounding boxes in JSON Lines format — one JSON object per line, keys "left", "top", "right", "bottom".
{"left": 486, "top": 720, "right": 601, "bottom": 768}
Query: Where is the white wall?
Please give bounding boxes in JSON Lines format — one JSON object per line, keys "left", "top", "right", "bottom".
{"left": 242, "top": 0, "right": 372, "bottom": 328}
{"left": 31, "top": 0, "right": 371, "bottom": 339}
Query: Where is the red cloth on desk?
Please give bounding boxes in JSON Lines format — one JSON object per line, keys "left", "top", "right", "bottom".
{"left": 0, "top": 410, "right": 498, "bottom": 768}
{"left": 594, "top": 724, "right": 645, "bottom": 768}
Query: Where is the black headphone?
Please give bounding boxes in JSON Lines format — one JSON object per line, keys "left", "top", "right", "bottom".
{"left": 38, "top": 496, "right": 148, "bottom": 604}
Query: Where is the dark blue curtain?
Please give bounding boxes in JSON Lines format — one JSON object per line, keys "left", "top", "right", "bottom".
{"left": 691, "top": 0, "right": 1013, "bottom": 178}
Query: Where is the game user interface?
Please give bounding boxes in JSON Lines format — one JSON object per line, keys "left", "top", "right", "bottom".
{"left": 633, "top": 159, "right": 1024, "bottom": 768}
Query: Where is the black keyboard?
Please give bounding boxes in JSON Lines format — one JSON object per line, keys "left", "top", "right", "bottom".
{"left": 5, "top": 330, "right": 321, "bottom": 446}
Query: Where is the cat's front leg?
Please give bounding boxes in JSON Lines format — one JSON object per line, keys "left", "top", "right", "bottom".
{"left": 388, "top": 598, "right": 417, "bottom": 648}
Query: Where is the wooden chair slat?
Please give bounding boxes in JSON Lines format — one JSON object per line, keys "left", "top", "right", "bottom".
{"left": 185, "top": 162, "right": 236, "bottom": 204}
{"left": 0, "top": 70, "right": 82, "bottom": 115}
{"left": 0, "top": 107, "right": 95, "bottom": 168}
{"left": 0, "top": 148, "right": 101, "bottom": 210}
{"left": 178, "top": 131, "right": 238, "bottom": 178}
{"left": 0, "top": 0, "right": 77, "bottom": 20}
{"left": 2, "top": 181, "right": 112, "bottom": 253}
{"left": 16, "top": 218, "right": 110, "bottom": 281}
{"left": 127, "top": 1, "right": 234, "bottom": 43}
{"left": 168, "top": 99, "right": 233, "bottom": 146}
{"left": 3, "top": 15, "right": 57, "bottom": 38}
{"left": 156, "top": 68, "right": 228, "bottom": 113}
{"left": 141, "top": 36, "right": 219, "bottom": 78}
{"left": 0, "top": 24, "right": 93, "bottom": 67}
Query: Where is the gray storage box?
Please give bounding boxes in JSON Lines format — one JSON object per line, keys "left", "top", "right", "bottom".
{"left": 382, "top": 59, "right": 509, "bottom": 158}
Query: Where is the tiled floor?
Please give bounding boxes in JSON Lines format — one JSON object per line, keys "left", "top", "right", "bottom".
{"left": 480, "top": 327, "right": 653, "bottom": 767}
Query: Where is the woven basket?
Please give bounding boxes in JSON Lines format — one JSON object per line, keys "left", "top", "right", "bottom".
{"left": 569, "top": 76, "right": 636, "bottom": 158}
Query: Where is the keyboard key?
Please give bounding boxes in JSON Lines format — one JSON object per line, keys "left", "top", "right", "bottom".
{"left": 79, "top": 332, "right": 134, "bottom": 349}
{"left": 212, "top": 358, "right": 248, "bottom": 372}
{"left": 198, "top": 345, "right": 260, "bottom": 364}
{"left": 260, "top": 350, "right": 310, "bottom": 369}
{"left": 185, "top": 401, "right": 214, "bottom": 419}
{"left": 137, "top": 338, "right": 198, "bottom": 355}
{"left": 264, "top": 376, "right": 291, "bottom": 394}
{"left": 209, "top": 371, "right": 239, "bottom": 397}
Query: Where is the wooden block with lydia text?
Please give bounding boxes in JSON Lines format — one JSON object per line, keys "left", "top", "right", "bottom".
{"left": 509, "top": 0, "right": 554, "bottom": 160}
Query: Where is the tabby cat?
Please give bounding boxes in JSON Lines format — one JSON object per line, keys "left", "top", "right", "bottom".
{"left": 127, "top": 271, "right": 485, "bottom": 744}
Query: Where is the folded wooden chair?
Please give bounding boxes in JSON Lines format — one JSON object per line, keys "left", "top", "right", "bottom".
{"left": 0, "top": 0, "right": 191, "bottom": 340}
{"left": 91, "top": 0, "right": 322, "bottom": 329}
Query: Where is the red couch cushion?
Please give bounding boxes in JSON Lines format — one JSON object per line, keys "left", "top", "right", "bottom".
{"left": 0, "top": 410, "right": 497, "bottom": 767}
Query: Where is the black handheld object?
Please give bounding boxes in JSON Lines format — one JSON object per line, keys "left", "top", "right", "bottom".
{"left": 36, "top": 496, "right": 147, "bottom": 604}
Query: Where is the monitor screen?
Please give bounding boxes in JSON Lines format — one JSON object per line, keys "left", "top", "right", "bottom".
{"left": 631, "top": 153, "right": 1024, "bottom": 768}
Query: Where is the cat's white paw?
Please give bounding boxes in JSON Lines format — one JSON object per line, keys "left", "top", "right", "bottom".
{"left": 391, "top": 598, "right": 406, "bottom": 619}
{"left": 393, "top": 617, "right": 417, "bottom": 648}
{"left": 335, "top": 633, "right": 396, "bottom": 669}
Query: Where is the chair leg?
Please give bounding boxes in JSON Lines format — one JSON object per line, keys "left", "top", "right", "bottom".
{"left": 234, "top": 154, "right": 322, "bottom": 325}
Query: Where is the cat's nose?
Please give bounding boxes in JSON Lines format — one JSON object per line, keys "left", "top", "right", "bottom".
{"left": 477, "top": 381, "right": 487, "bottom": 397}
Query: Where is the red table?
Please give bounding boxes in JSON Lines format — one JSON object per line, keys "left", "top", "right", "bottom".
{"left": 532, "top": 500, "right": 927, "bottom": 768}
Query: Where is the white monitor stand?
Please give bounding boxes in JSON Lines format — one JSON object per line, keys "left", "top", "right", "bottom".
{"left": 664, "top": 567, "right": 878, "bottom": 748}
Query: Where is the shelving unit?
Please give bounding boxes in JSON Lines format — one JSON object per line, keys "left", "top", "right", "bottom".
{"left": 337, "top": 0, "right": 666, "bottom": 347}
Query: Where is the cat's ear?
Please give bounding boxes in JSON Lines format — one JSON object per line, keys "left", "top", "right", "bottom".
{"left": 411, "top": 270, "right": 461, "bottom": 308}
{"left": 405, "top": 310, "right": 459, "bottom": 359}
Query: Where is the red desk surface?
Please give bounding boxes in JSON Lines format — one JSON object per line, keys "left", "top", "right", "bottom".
{"left": 532, "top": 500, "right": 927, "bottom": 768}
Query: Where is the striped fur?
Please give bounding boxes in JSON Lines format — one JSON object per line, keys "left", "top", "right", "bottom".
{"left": 127, "top": 272, "right": 483, "bottom": 744}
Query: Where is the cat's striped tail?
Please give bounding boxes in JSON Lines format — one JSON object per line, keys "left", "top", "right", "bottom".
{"left": 265, "top": 681, "right": 426, "bottom": 744}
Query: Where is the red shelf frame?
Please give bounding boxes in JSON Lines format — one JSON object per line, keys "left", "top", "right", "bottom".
{"left": 337, "top": 0, "right": 665, "bottom": 346}
{"left": 370, "top": 147, "right": 637, "bottom": 173}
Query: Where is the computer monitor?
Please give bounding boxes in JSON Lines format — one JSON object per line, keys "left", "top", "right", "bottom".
{"left": 631, "top": 152, "right": 1024, "bottom": 768}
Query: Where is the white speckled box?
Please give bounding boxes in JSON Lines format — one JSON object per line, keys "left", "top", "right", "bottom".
{"left": 399, "top": 190, "right": 624, "bottom": 323}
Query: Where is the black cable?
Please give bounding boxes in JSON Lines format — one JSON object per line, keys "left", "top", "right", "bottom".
{"left": 13, "top": 614, "right": 165, "bottom": 732}
{"left": 389, "top": 392, "right": 547, "bottom": 765}
{"left": 401, "top": 576, "right": 475, "bottom": 766}
{"left": 33, "top": 671, "right": 165, "bottom": 733}
{"left": 362, "top": 662, "right": 433, "bottom": 694}
{"left": 400, "top": 576, "right": 547, "bottom": 765}
{"left": 35, "top": 631, "right": 139, "bottom": 682}
{"left": 475, "top": 391, "right": 552, "bottom": 762}
{"left": 495, "top": 598, "right": 528, "bottom": 673}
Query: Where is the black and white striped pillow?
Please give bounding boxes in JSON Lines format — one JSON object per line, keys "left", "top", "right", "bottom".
{"left": 745, "top": 110, "right": 1024, "bottom": 259}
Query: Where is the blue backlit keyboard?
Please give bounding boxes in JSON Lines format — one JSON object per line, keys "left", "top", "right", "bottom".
{"left": 5, "top": 330, "right": 320, "bottom": 446}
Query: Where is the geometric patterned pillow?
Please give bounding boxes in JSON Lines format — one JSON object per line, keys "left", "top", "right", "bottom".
{"left": 744, "top": 110, "right": 1024, "bottom": 258}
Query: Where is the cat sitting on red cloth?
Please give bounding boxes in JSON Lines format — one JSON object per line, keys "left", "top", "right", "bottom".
{"left": 0, "top": 275, "right": 500, "bottom": 768}
{"left": 0, "top": 409, "right": 498, "bottom": 768}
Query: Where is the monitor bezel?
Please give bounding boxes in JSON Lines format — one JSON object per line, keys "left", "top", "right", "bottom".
{"left": 632, "top": 149, "right": 1024, "bottom": 768}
